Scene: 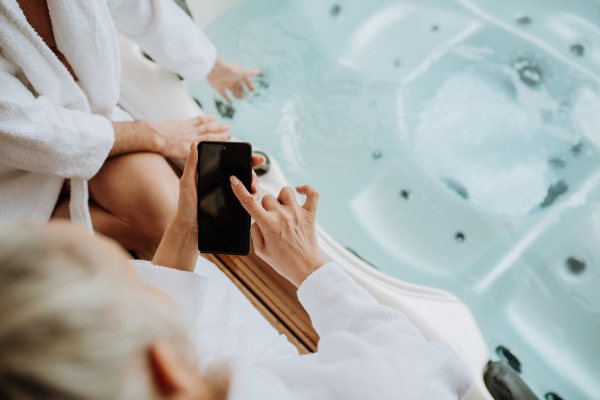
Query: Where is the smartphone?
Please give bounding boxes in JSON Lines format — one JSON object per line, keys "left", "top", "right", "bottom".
{"left": 197, "top": 141, "right": 252, "bottom": 255}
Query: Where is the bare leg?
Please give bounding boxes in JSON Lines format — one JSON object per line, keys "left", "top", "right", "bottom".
{"left": 52, "top": 152, "right": 179, "bottom": 250}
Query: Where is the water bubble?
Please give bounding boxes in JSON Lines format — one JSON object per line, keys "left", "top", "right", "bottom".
{"left": 400, "top": 189, "right": 411, "bottom": 199}
{"left": 545, "top": 392, "right": 565, "bottom": 400}
{"left": 372, "top": 150, "right": 382, "bottom": 159}
{"left": 431, "top": 24, "right": 440, "bottom": 32}
{"left": 455, "top": 232, "right": 466, "bottom": 242}
{"left": 571, "top": 142, "right": 583, "bottom": 155}
{"left": 570, "top": 43, "right": 585, "bottom": 57}
{"left": 393, "top": 57, "right": 403, "bottom": 68}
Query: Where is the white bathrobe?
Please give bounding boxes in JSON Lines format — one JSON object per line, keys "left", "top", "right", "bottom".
{"left": 0, "top": 0, "right": 216, "bottom": 229}
{"left": 134, "top": 258, "right": 473, "bottom": 399}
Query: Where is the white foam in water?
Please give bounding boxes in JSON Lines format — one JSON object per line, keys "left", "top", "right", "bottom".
{"left": 408, "top": 65, "right": 557, "bottom": 218}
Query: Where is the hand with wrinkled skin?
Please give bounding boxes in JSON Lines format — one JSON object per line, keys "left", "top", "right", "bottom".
{"left": 230, "top": 179, "right": 326, "bottom": 287}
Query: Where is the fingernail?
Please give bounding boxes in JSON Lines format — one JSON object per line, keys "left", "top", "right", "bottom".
{"left": 190, "top": 141, "right": 195, "bottom": 150}
{"left": 230, "top": 176, "right": 240, "bottom": 186}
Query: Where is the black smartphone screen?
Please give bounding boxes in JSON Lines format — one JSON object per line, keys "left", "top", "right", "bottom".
{"left": 197, "top": 141, "right": 252, "bottom": 255}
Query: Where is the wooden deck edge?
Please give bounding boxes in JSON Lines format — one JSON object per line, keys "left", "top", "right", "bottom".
{"left": 217, "top": 253, "right": 319, "bottom": 351}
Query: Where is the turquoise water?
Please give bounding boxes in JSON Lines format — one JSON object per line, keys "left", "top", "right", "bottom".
{"left": 187, "top": 0, "right": 600, "bottom": 398}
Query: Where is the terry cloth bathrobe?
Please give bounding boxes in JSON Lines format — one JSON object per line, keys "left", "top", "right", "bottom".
{"left": 133, "top": 257, "right": 473, "bottom": 400}
{"left": 0, "top": 0, "right": 216, "bottom": 229}
{"left": 132, "top": 257, "right": 471, "bottom": 400}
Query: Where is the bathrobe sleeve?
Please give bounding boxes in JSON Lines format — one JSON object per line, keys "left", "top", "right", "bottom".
{"left": 108, "top": 0, "right": 217, "bottom": 81}
{"left": 130, "top": 259, "right": 209, "bottom": 325}
{"left": 227, "top": 262, "right": 472, "bottom": 400}
{"left": 0, "top": 55, "right": 114, "bottom": 180}
{"left": 131, "top": 257, "right": 299, "bottom": 367}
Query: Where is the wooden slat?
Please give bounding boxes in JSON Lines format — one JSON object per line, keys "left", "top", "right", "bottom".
{"left": 201, "top": 254, "right": 311, "bottom": 355}
{"left": 217, "top": 252, "right": 319, "bottom": 352}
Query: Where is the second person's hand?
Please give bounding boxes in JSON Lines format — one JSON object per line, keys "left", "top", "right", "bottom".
{"left": 207, "top": 56, "right": 260, "bottom": 103}
{"left": 110, "top": 115, "right": 231, "bottom": 159}
{"left": 145, "top": 114, "right": 231, "bottom": 159}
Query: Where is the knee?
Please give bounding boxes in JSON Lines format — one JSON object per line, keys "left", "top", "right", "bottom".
{"left": 90, "top": 152, "right": 180, "bottom": 250}
{"left": 129, "top": 179, "right": 179, "bottom": 250}
{"left": 130, "top": 201, "right": 177, "bottom": 250}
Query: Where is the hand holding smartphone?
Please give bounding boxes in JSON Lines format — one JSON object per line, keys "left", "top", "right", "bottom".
{"left": 155, "top": 140, "right": 325, "bottom": 285}
{"left": 197, "top": 141, "right": 253, "bottom": 255}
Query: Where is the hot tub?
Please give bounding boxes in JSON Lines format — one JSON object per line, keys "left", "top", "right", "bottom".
{"left": 119, "top": 0, "right": 600, "bottom": 398}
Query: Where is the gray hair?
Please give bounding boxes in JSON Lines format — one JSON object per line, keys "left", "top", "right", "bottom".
{"left": 0, "top": 224, "right": 192, "bottom": 400}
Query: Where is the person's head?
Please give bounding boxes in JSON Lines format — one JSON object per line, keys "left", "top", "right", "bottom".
{"left": 0, "top": 222, "right": 225, "bottom": 400}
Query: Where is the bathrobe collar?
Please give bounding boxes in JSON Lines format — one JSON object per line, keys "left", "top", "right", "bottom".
{"left": 0, "top": 0, "right": 120, "bottom": 117}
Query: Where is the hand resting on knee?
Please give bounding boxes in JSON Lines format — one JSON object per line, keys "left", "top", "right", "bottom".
{"left": 110, "top": 114, "right": 231, "bottom": 159}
